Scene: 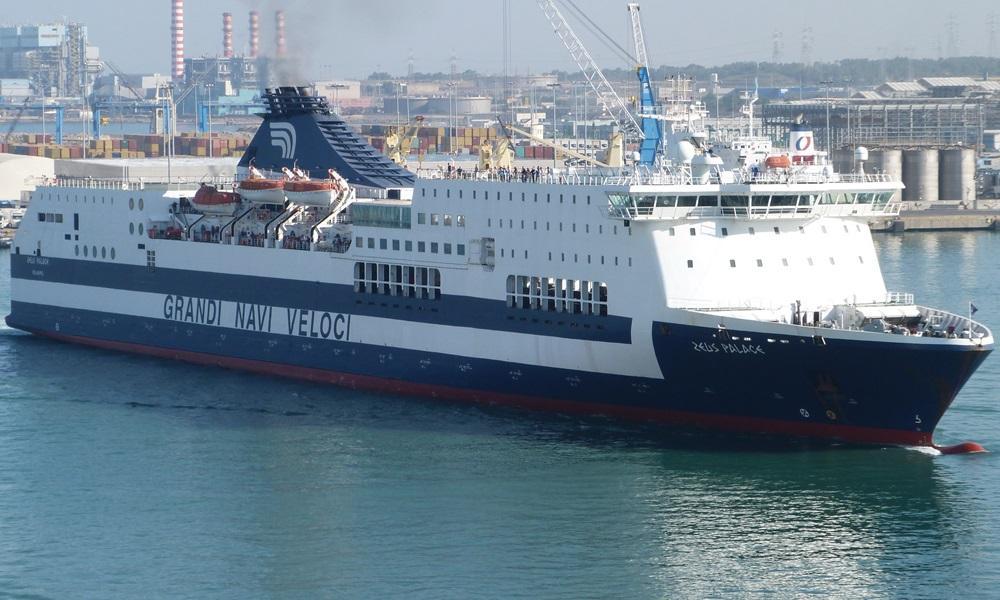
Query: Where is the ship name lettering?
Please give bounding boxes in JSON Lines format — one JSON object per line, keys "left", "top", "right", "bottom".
{"left": 719, "top": 342, "right": 765, "bottom": 356}
{"left": 235, "top": 302, "right": 272, "bottom": 332}
{"left": 691, "top": 341, "right": 719, "bottom": 353}
{"left": 286, "top": 308, "right": 349, "bottom": 341}
{"left": 162, "top": 294, "right": 222, "bottom": 326}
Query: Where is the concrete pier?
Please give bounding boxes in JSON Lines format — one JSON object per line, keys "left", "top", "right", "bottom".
{"left": 870, "top": 203, "right": 1000, "bottom": 233}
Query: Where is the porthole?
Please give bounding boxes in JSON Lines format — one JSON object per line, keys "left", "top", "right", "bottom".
{"left": 92, "top": 246, "right": 97, "bottom": 257}
{"left": 83, "top": 245, "right": 88, "bottom": 257}
{"left": 75, "top": 245, "right": 79, "bottom": 256}
{"left": 138, "top": 223, "right": 144, "bottom": 235}
{"left": 138, "top": 198, "right": 144, "bottom": 210}
{"left": 101, "top": 247, "right": 106, "bottom": 259}
{"left": 129, "top": 198, "right": 134, "bottom": 210}
{"left": 110, "top": 248, "right": 116, "bottom": 260}
{"left": 129, "top": 222, "right": 135, "bottom": 234}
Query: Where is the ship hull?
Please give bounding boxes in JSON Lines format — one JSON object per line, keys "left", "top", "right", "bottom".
{"left": 7, "top": 292, "right": 990, "bottom": 447}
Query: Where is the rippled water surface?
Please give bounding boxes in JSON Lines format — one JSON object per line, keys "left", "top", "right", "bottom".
{"left": 1, "top": 231, "right": 998, "bottom": 599}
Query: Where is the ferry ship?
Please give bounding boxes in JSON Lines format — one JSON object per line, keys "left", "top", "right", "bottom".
{"left": 6, "top": 87, "right": 993, "bottom": 447}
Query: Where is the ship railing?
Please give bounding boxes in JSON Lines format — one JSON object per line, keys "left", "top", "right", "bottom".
{"left": 885, "top": 292, "right": 915, "bottom": 305}
{"left": 917, "top": 306, "right": 992, "bottom": 342}
{"left": 42, "top": 176, "right": 235, "bottom": 191}
{"left": 735, "top": 171, "right": 898, "bottom": 185}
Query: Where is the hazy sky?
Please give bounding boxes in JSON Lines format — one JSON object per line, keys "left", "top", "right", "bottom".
{"left": 5, "top": 0, "right": 997, "bottom": 78}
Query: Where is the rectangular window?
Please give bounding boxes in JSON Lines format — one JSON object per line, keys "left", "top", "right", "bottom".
{"left": 444, "top": 214, "right": 452, "bottom": 226}
{"left": 444, "top": 243, "right": 452, "bottom": 255}
{"left": 417, "top": 213, "right": 426, "bottom": 225}
{"left": 689, "top": 228, "right": 696, "bottom": 236}
{"left": 730, "top": 259, "right": 737, "bottom": 268}
{"left": 756, "top": 259, "right": 763, "bottom": 267}
{"left": 418, "top": 241, "right": 426, "bottom": 253}
{"left": 431, "top": 213, "right": 440, "bottom": 225}
{"left": 392, "top": 240, "right": 400, "bottom": 251}
{"left": 356, "top": 236, "right": 363, "bottom": 248}
{"left": 687, "top": 260, "right": 694, "bottom": 268}
{"left": 457, "top": 215, "right": 465, "bottom": 227}
{"left": 379, "top": 238, "right": 388, "bottom": 250}
{"left": 431, "top": 242, "right": 439, "bottom": 254}
{"left": 405, "top": 240, "right": 413, "bottom": 252}
{"left": 457, "top": 244, "right": 465, "bottom": 256}
{"left": 367, "top": 237, "right": 375, "bottom": 248}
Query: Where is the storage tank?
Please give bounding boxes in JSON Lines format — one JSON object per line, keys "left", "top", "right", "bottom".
{"left": 939, "top": 147, "right": 976, "bottom": 202}
{"left": 902, "top": 149, "right": 939, "bottom": 202}
{"left": 871, "top": 149, "right": 903, "bottom": 202}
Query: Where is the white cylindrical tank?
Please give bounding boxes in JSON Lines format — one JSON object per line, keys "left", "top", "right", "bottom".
{"left": 902, "top": 149, "right": 939, "bottom": 202}
{"left": 939, "top": 147, "right": 976, "bottom": 202}
{"left": 871, "top": 149, "right": 903, "bottom": 202}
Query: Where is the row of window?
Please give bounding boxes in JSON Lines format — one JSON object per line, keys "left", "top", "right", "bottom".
{"left": 670, "top": 223, "right": 863, "bottom": 237}
{"left": 355, "top": 236, "right": 466, "bottom": 257}
{"left": 486, "top": 218, "right": 620, "bottom": 236}
{"left": 39, "top": 192, "right": 117, "bottom": 205}
{"left": 129, "top": 222, "right": 145, "bottom": 235}
{"left": 353, "top": 262, "right": 442, "bottom": 300}
{"left": 421, "top": 188, "right": 593, "bottom": 206}
{"left": 75, "top": 244, "right": 116, "bottom": 260}
{"left": 505, "top": 275, "right": 609, "bottom": 316}
{"left": 37, "top": 212, "right": 63, "bottom": 223}
{"left": 128, "top": 198, "right": 145, "bottom": 211}
{"left": 619, "top": 192, "right": 894, "bottom": 209}
{"left": 416, "top": 212, "right": 466, "bottom": 227}
{"left": 684, "top": 256, "right": 866, "bottom": 269}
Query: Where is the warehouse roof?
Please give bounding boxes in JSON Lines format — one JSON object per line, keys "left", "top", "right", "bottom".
{"left": 879, "top": 81, "right": 927, "bottom": 93}
{"left": 918, "top": 77, "right": 978, "bottom": 88}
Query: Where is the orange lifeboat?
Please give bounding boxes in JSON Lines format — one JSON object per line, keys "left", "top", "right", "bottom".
{"left": 191, "top": 184, "right": 241, "bottom": 215}
{"left": 764, "top": 154, "right": 791, "bottom": 169}
{"left": 282, "top": 169, "right": 339, "bottom": 207}
{"left": 238, "top": 166, "right": 286, "bottom": 205}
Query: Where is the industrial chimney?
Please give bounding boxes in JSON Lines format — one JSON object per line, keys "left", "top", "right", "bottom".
{"left": 249, "top": 10, "right": 260, "bottom": 59}
{"left": 275, "top": 10, "right": 287, "bottom": 58}
{"left": 222, "top": 12, "right": 233, "bottom": 58}
{"left": 171, "top": 0, "right": 184, "bottom": 81}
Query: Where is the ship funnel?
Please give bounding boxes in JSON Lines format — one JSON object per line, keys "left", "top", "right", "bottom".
{"left": 789, "top": 121, "right": 815, "bottom": 156}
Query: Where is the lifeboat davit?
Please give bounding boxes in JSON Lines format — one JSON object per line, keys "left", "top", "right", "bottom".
{"left": 765, "top": 154, "right": 792, "bottom": 169}
{"left": 191, "top": 184, "right": 241, "bottom": 215}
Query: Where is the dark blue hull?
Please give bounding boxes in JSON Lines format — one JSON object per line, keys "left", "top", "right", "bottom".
{"left": 6, "top": 295, "right": 991, "bottom": 447}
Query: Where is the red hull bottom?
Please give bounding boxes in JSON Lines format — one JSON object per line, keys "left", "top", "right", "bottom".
{"left": 29, "top": 329, "right": 933, "bottom": 448}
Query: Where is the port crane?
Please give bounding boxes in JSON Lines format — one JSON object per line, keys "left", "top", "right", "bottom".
{"left": 536, "top": 0, "right": 659, "bottom": 165}
{"left": 626, "top": 3, "right": 662, "bottom": 165}
{"left": 385, "top": 115, "right": 425, "bottom": 168}
{"left": 496, "top": 116, "right": 619, "bottom": 168}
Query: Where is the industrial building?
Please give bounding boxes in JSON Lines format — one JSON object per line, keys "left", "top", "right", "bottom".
{"left": 0, "top": 23, "right": 101, "bottom": 97}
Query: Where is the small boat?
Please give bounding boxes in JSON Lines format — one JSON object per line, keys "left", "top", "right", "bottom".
{"left": 282, "top": 168, "right": 339, "bottom": 207}
{"left": 238, "top": 166, "right": 286, "bottom": 205}
{"left": 191, "top": 184, "right": 241, "bottom": 215}
{"left": 765, "top": 155, "right": 792, "bottom": 169}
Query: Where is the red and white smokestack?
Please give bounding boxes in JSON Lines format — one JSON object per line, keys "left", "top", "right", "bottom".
{"left": 171, "top": 0, "right": 184, "bottom": 81}
{"left": 222, "top": 12, "right": 233, "bottom": 59}
{"left": 249, "top": 10, "right": 260, "bottom": 59}
{"left": 275, "top": 10, "right": 287, "bottom": 58}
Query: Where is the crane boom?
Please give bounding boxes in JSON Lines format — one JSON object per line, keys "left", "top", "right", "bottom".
{"left": 626, "top": 3, "right": 661, "bottom": 165}
{"left": 536, "top": 0, "right": 642, "bottom": 141}
{"left": 497, "top": 116, "right": 610, "bottom": 168}
{"left": 626, "top": 3, "right": 649, "bottom": 73}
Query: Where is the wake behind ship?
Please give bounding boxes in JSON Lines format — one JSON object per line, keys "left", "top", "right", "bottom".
{"left": 6, "top": 87, "right": 993, "bottom": 447}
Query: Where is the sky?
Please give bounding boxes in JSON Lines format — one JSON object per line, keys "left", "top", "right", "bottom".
{"left": 4, "top": 0, "right": 998, "bottom": 78}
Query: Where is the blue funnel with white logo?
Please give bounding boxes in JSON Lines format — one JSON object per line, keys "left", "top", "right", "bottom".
{"left": 238, "top": 87, "right": 415, "bottom": 189}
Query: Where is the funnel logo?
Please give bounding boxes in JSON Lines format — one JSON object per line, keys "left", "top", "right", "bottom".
{"left": 270, "top": 122, "right": 296, "bottom": 160}
{"left": 795, "top": 135, "right": 813, "bottom": 152}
